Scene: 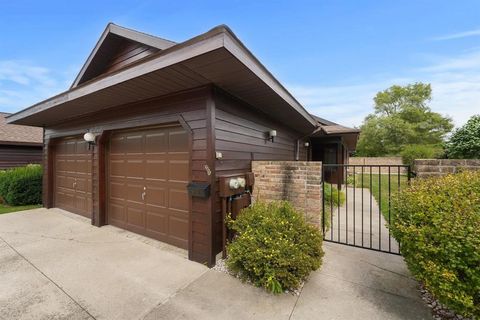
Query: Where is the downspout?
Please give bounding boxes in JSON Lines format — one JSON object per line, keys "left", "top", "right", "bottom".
{"left": 295, "top": 126, "right": 323, "bottom": 161}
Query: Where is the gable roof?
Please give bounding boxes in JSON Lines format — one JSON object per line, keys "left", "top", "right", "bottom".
{"left": 7, "top": 24, "right": 318, "bottom": 134}
{"left": 311, "top": 113, "right": 360, "bottom": 135}
{"left": 72, "top": 23, "right": 176, "bottom": 88}
{"left": 0, "top": 113, "right": 42, "bottom": 146}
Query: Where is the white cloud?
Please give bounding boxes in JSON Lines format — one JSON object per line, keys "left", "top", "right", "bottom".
{"left": 432, "top": 28, "right": 480, "bottom": 41}
{"left": 0, "top": 60, "right": 70, "bottom": 114}
{"left": 289, "top": 49, "right": 480, "bottom": 128}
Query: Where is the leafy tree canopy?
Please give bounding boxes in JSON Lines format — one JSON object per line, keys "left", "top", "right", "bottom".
{"left": 445, "top": 115, "right": 480, "bottom": 159}
{"left": 356, "top": 83, "right": 454, "bottom": 156}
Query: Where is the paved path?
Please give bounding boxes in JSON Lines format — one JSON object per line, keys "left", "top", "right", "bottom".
{"left": 325, "top": 186, "right": 400, "bottom": 253}
{"left": 145, "top": 242, "right": 431, "bottom": 320}
{"left": 0, "top": 208, "right": 431, "bottom": 319}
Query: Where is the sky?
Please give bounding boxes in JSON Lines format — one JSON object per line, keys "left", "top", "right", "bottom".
{"left": 0, "top": 0, "right": 479, "bottom": 128}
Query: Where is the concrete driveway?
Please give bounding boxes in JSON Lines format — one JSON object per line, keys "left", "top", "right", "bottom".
{"left": 0, "top": 208, "right": 432, "bottom": 320}
{"left": 0, "top": 208, "right": 207, "bottom": 320}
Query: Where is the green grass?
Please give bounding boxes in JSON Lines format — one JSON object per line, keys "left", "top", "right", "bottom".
{"left": 0, "top": 204, "right": 41, "bottom": 214}
{"left": 348, "top": 173, "right": 409, "bottom": 224}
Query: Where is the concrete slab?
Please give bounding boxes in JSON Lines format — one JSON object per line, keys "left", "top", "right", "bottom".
{"left": 325, "top": 187, "right": 400, "bottom": 253}
{"left": 0, "top": 239, "right": 92, "bottom": 320}
{"left": 0, "top": 208, "right": 207, "bottom": 320}
{"left": 291, "top": 242, "right": 432, "bottom": 320}
{"left": 143, "top": 270, "right": 298, "bottom": 320}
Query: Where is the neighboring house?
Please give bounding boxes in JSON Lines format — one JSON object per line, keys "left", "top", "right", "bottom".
{"left": 0, "top": 112, "right": 42, "bottom": 169}
{"left": 7, "top": 23, "right": 358, "bottom": 265}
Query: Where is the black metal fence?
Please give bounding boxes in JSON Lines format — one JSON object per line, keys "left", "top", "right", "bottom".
{"left": 322, "top": 164, "right": 411, "bottom": 255}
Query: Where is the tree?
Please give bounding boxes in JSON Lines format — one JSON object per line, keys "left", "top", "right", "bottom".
{"left": 356, "top": 83, "right": 453, "bottom": 156}
{"left": 445, "top": 115, "right": 480, "bottom": 159}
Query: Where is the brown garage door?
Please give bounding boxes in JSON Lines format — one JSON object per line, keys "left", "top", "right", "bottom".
{"left": 54, "top": 137, "right": 92, "bottom": 218}
{"left": 107, "top": 126, "right": 190, "bottom": 249}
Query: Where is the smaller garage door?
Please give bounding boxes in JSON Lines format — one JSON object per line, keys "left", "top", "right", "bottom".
{"left": 107, "top": 126, "right": 190, "bottom": 249}
{"left": 54, "top": 137, "right": 92, "bottom": 218}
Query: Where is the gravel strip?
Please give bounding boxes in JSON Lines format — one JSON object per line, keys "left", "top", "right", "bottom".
{"left": 420, "top": 284, "right": 472, "bottom": 320}
{"left": 213, "top": 258, "right": 303, "bottom": 296}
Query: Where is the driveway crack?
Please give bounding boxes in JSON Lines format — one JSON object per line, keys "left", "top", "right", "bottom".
{"left": 0, "top": 235, "right": 97, "bottom": 320}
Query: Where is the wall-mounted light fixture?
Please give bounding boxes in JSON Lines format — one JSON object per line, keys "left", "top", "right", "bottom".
{"left": 83, "top": 132, "right": 96, "bottom": 150}
{"left": 304, "top": 142, "right": 310, "bottom": 148}
{"left": 267, "top": 129, "right": 277, "bottom": 142}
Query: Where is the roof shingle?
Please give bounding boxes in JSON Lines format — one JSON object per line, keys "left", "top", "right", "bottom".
{"left": 0, "top": 113, "right": 43, "bottom": 145}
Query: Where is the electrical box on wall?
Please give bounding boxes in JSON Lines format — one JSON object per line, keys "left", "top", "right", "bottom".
{"left": 219, "top": 173, "right": 255, "bottom": 197}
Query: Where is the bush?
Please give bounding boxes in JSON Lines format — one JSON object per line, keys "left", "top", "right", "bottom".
{"left": 445, "top": 115, "right": 480, "bottom": 159}
{"left": 400, "top": 144, "right": 444, "bottom": 167}
{"left": 391, "top": 171, "right": 480, "bottom": 318}
{"left": 323, "top": 183, "right": 345, "bottom": 207}
{"left": 226, "top": 201, "right": 324, "bottom": 294}
{"left": 0, "top": 165, "right": 42, "bottom": 206}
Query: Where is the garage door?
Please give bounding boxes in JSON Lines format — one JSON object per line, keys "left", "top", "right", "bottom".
{"left": 54, "top": 137, "right": 92, "bottom": 218}
{"left": 107, "top": 126, "right": 190, "bottom": 249}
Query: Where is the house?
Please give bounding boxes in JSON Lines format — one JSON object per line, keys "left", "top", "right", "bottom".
{"left": 309, "top": 115, "right": 360, "bottom": 184}
{"left": 7, "top": 23, "right": 358, "bottom": 265}
{"left": 0, "top": 112, "right": 42, "bottom": 169}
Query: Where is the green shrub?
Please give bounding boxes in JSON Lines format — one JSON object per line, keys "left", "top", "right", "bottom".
{"left": 400, "top": 144, "right": 444, "bottom": 167}
{"left": 226, "top": 201, "right": 324, "bottom": 294}
{"left": 0, "top": 165, "right": 43, "bottom": 206}
{"left": 391, "top": 171, "right": 480, "bottom": 318}
{"left": 445, "top": 115, "right": 480, "bottom": 159}
{"left": 323, "top": 183, "right": 345, "bottom": 207}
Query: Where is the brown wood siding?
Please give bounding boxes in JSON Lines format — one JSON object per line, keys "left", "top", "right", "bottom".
{"left": 102, "top": 41, "right": 159, "bottom": 75}
{"left": 212, "top": 89, "right": 307, "bottom": 254}
{"left": 44, "top": 87, "right": 212, "bottom": 264}
{"left": 0, "top": 145, "right": 42, "bottom": 169}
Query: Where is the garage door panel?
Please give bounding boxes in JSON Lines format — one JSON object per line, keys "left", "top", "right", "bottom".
{"left": 76, "top": 159, "right": 91, "bottom": 174}
{"left": 54, "top": 137, "right": 92, "bottom": 218}
{"left": 110, "top": 136, "right": 126, "bottom": 154}
{"left": 126, "top": 184, "right": 144, "bottom": 204}
{"left": 169, "top": 216, "right": 188, "bottom": 239}
{"left": 126, "top": 206, "right": 144, "bottom": 228}
{"left": 125, "top": 135, "right": 143, "bottom": 153}
{"left": 109, "top": 202, "right": 126, "bottom": 223}
{"left": 75, "top": 177, "right": 90, "bottom": 193}
{"left": 145, "top": 132, "right": 167, "bottom": 153}
{"left": 109, "top": 181, "right": 125, "bottom": 200}
{"left": 109, "top": 160, "right": 125, "bottom": 178}
{"left": 168, "top": 130, "right": 189, "bottom": 151}
{"left": 145, "top": 160, "right": 167, "bottom": 180}
{"left": 107, "top": 125, "right": 190, "bottom": 250}
{"left": 145, "top": 186, "right": 166, "bottom": 207}
{"left": 169, "top": 161, "right": 189, "bottom": 181}
{"left": 169, "top": 189, "right": 189, "bottom": 212}
{"left": 125, "top": 160, "right": 144, "bottom": 179}
{"left": 56, "top": 175, "right": 74, "bottom": 190}
{"left": 56, "top": 191, "right": 74, "bottom": 208}
{"left": 145, "top": 211, "right": 168, "bottom": 235}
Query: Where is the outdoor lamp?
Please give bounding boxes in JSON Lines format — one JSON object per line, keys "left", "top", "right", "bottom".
{"left": 267, "top": 130, "right": 277, "bottom": 142}
{"left": 83, "top": 132, "right": 96, "bottom": 149}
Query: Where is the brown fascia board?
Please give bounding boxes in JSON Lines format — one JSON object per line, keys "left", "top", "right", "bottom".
{"left": 0, "top": 141, "right": 43, "bottom": 147}
{"left": 7, "top": 25, "right": 317, "bottom": 130}
{"left": 71, "top": 23, "right": 177, "bottom": 89}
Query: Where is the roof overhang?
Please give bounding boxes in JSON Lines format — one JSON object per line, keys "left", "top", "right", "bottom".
{"left": 7, "top": 25, "right": 317, "bottom": 134}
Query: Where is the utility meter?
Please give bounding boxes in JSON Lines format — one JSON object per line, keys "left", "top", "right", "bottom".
{"left": 237, "top": 177, "right": 246, "bottom": 188}
{"left": 229, "top": 178, "right": 240, "bottom": 189}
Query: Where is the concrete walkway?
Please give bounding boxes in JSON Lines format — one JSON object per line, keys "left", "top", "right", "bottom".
{"left": 145, "top": 242, "right": 431, "bottom": 320}
{"left": 0, "top": 209, "right": 431, "bottom": 320}
{"left": 325, "top": 186, "right": 400, "bottom": 253}
{"left": 0, "top": 208, "right": 208, "bottom": 320}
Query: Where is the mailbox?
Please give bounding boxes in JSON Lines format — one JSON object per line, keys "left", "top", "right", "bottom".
{"left": 187, "top": 182, "right": 210, "bottom": 198}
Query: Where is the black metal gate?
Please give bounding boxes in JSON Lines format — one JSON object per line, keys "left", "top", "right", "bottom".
{"left": 322, "top": 164, "right": 411, "bottom": 255}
